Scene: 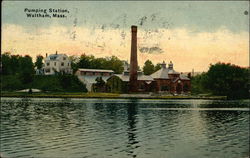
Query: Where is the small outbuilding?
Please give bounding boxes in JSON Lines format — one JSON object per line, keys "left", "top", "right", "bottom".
{"left": 75, "top": 68, "right": 114, "bottom": 92}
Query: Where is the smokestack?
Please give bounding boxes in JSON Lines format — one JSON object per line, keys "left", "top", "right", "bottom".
{"left": 129, "top": 25, "right": 138, "bottom": 92}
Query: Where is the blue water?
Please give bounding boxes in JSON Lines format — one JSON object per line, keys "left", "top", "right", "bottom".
{"left": 0, "top": 98, "right": 249, "bottom": 158}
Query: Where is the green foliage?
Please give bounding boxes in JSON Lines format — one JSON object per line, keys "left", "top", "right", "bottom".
{"left": 18, "top": 55, "right": 35, "bottom": 85}
{"left": 154, "top": 63, "right": 161, "bottom": 72}
{"left": 106, "top": 76, "right": 127, "bottom": 93}
{"left": 205, "top": 63, "right": 248, "bottom": 99}
{"left": 69, "top": 55, "right": 79, "bottom": 73}
{"left": 1, "top": 53, "right": 35, "bottom": 86}
{"left": 75, "top": 54, "right": 124, "bottom": 74}
{"left": 142, "top": 60, "right": 162, "bottom": 75}
{"left": 1, "top": 75, "right": 87, "bottom": 92}
{"left": 95, "top": 77, "right": 106, "bottom": 87}
{"left": 58, "top": 74, "right": 88, "bottom": 92}
{"left": 77, "top": 54, "right": 93, "bottom": 69}
{"left": 35, "top": 55, "right": 43, "bottom": 69}
{"left": 191, "top": 63, "right": 249, "bottom": 99}
{"left": 143, "top": 60, "right": 155, "bottom": 75}
{"left": 32, "top": 75, "right": 62, "bottom": 91}
{"left": 191, "top": 73, "right": 209, "bottom": 94}
{"left": 93, "top": 77, "right": 106, "bottom": 92}
{"left": 1, "top": 75, "right": 24, "bottom": 90}
{"left": 1, "top": 53, "right": 21, "bottom": 75}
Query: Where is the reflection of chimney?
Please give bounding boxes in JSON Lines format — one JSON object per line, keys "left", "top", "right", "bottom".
{"left": 129, "top": 25, "right": 138, "bottom": 92}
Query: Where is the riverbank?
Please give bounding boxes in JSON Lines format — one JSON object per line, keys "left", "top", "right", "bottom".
{"left": 1, "top": 92, "right": 227, "bottom": 100}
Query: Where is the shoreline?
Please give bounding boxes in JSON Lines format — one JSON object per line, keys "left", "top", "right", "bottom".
{"left": 0, "top": 93, "right": 227, "bottom": 100}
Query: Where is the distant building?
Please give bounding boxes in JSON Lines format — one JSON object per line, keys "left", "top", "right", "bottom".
{"left": 151, "top": 61, "right": 191, "bottom": 93}
{"left": 43, "top": 52, "right": 72, "bottom": 75}
{"left": 75, "top": 68, "right": 114, "bottom": 92}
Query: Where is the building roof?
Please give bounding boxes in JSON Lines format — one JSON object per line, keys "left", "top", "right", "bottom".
{"left": 151, "top": 60, "right": 182, "bottom": 79}
{"left": 115, "top": 74, "right": 154, "bottom": 82}
{"left": 49, "top": 54, "right": 59, "bottom": 60}
{"left": 150, "top": 68, "right": 170, "bottom": 79}
{"left": 151, "top": 68, "right": 190, "bottom": 80}
{"left": 168, "top": 69, "right": 180, "bottom": 74}
{"left": 45, "top": 54, "right": 66, "bottom": 61}
{"left": 180, "top": 74, "right": 190, "bottom": 80}
{"left": 78, "top": 68, "right": 114, "bottom": 73}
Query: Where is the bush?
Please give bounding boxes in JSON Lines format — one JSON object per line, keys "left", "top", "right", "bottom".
{"left": 1, "top": 74, "right": 87, "bottom": 92}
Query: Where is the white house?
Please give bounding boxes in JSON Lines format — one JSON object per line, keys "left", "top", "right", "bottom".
{"left": 43, "top": 52, "right": 72, "bottom": 75}
{"left": 75, "top": 68, "right": 114, "bottom": 92}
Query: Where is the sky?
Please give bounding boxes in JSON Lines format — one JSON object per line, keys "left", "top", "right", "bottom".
{"left": 2, "top": 1, "right": 249, "bottom": 72}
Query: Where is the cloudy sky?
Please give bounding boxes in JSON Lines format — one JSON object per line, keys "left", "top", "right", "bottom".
{"left": 2, "top": 1, "right": 249, "bottom": 72}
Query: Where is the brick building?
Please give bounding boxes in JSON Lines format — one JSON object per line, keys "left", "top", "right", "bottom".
{"left": 151, "top": 61, "right": 191, "bottom": 94}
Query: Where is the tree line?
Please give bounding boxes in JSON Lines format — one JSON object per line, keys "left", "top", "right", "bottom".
{"left": 70, "top": 55, "right": 163, "bottom": 75}
{"left": 1, "top": 52, "right": 87, "bottom": 92}
{"left": 191, "top": 62, "right": 249, "bottom": 99}
{"left": 1, "top": 52, "right": 248, "bottom": 98}
{"left": 70, "top": 54, "right": 124, "bottom": 74}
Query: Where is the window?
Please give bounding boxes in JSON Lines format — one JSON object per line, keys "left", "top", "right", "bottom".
{"left": 54, "top": 62, "right": 56, "bottom": 66}
{"left": 68, "top": 63, "right": 70, "bottom": 66}
{"left": 61, "top": 62, "right": 64, "bottom": 66}
{"left": 93, "top": 72, "right": 95, "bottom": 75}
{"left": 63, "top": 57, "right": 66, "bottom": 60}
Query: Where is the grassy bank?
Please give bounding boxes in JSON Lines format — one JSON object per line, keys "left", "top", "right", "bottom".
{"left": 0, "top": 92, "right": 120, "bottom": 98}
{"left": 1, "top": 92, "right": 227, "bottom": 100}
{"left": 1, "top": 75, "right": 87, "bottom": 92}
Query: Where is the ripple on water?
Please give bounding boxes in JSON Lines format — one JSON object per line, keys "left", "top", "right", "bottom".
{"left": 0, "top": 98, "right": 249, "bottom": 158}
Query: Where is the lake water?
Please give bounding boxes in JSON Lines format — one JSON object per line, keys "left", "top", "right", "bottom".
{"left": 0, "top": 98, "right": 249, "bottom": 158}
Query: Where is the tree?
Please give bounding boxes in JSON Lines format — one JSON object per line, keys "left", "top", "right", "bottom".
{"left": 10, "top": 55, "right": 20, "bottom": 75}
{"left": 94, "top": 77, "right": 106, "bottom": 92}
{"left": 204, "top": 63, "right": 248, "bottom": 98}
{"left": 76, "top": 54, "right": 124, "bottom": 74}
{"left": 58, "top": 74, "right": 88, "bottom": 92}
{"left": 1, "top": 53, "right": 21, "bottom": 75}
{"left": 69, "top": 55, "right": 79, "bottom": 73}
{"left": 143, "top": 60, "right": 155, "bottom": 75}
{"left": 18, "top": 55, "right": 35, "bottom": 85}
{"left": 35, "top": 55, "right": 43, "bottom": 69}
{"left": 1, "top": 52, "right": 11, "bottom": 75}
{"left": 77, "top": 54, "right": 92, "bottom": 69}
{"left": 154, "top": 63, "right": 161, "bottom": 72}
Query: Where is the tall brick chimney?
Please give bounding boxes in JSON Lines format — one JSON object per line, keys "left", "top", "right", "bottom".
{"left": 129, "top": 25, "right": 138, "bottom": 92}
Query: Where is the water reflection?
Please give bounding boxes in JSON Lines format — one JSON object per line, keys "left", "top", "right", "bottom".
{"left": 199, "top": 110, "right": 249, "bottom": 157}
{"left": 0, "top": 98, "right": 249, "bottom": 158}
{"left": 126, "top": 100, "right": 139, "bottom": 158}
